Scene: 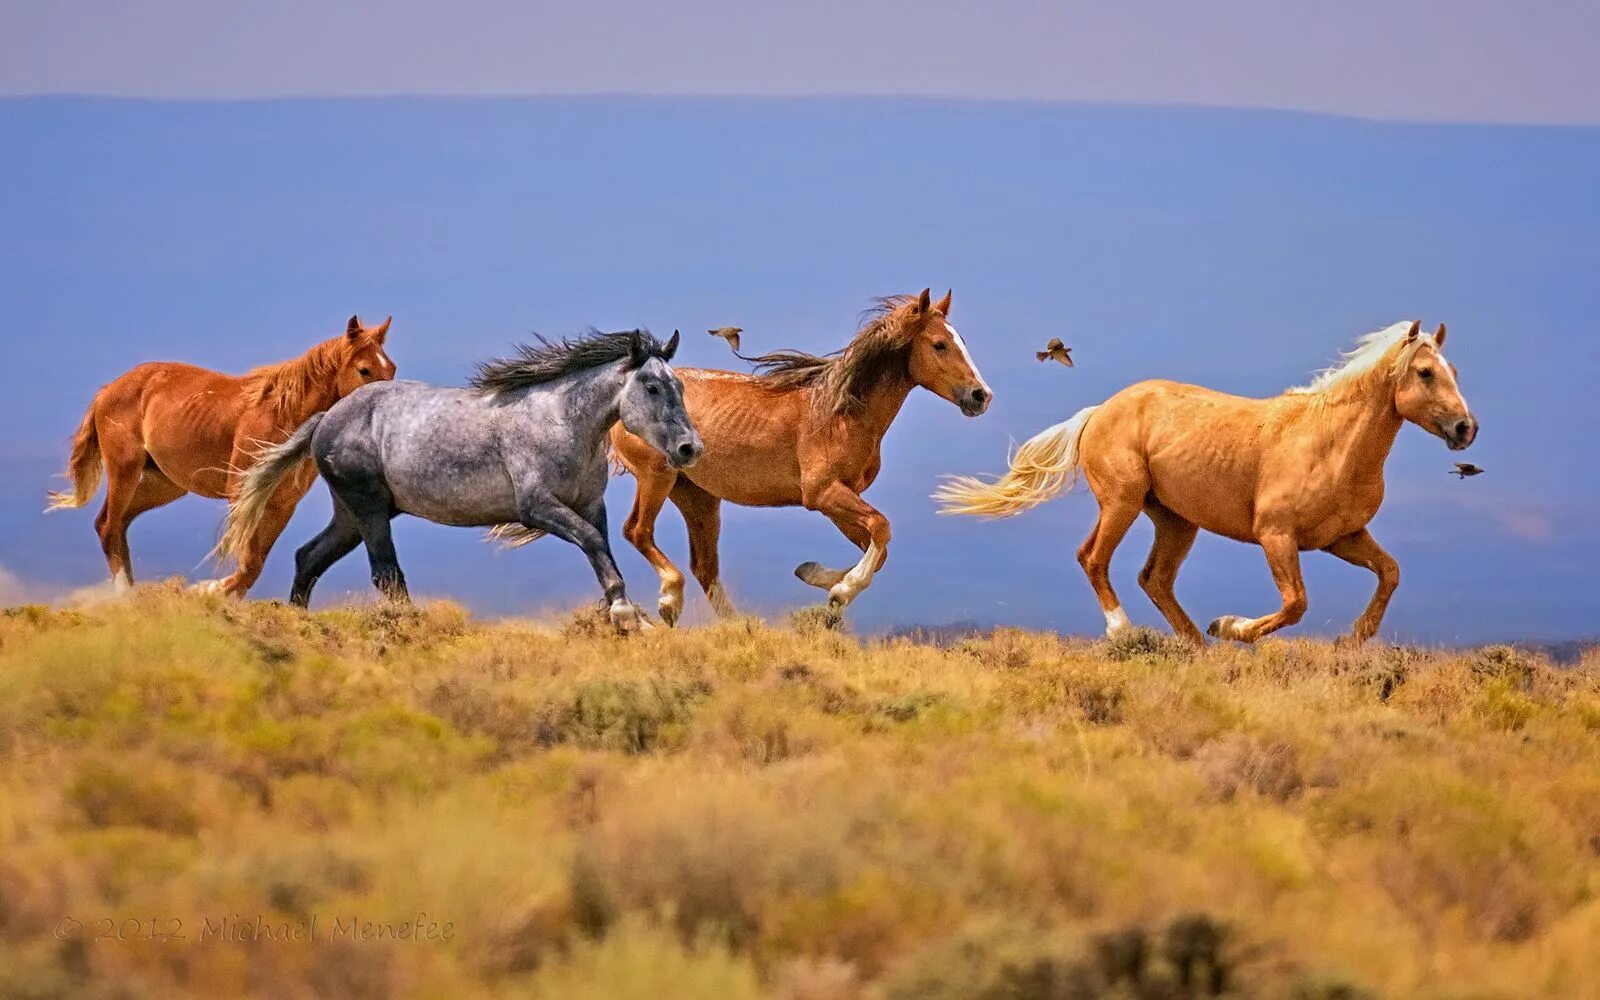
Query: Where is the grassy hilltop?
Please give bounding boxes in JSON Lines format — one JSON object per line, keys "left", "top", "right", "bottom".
{"left": 0, "top": 585, "right": 1597, "bottom": 999}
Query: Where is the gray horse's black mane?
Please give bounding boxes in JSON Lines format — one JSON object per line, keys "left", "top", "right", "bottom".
{"left": 470, "top": 329, "right": 667, "bottom": 396}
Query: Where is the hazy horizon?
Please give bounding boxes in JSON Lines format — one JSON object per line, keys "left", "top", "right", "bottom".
{"left": 4, "top": 2, "right": 1600, "bottom": 125}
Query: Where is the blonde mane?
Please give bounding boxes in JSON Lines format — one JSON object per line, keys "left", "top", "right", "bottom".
{"left": 1288, "top": 321, "right": 1435, "bottom": 396}
{"left": 243, "top": 337, "right": 348, "bottom": 416}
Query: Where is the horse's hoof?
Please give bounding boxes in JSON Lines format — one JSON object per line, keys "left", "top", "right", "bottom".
{"left": 658, "top": 591, "right": 683, "bottom": 627}
{"left": 796, "top": 561, "right": 847, "bottom": 590}
{"left": 190, "top": 579, "right": 230, "bottom": 597}
{"left": 609, "top": 600, "right": 641, "bottom": 633}
{"left": 1207, "top": 615, "right": 1247, "bottom": 641}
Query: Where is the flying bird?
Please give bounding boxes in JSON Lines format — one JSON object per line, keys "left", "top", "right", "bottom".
{"left": 1451, "top": 463, "right": 1484, "bottom": 479}
{"left": 708, "top": 326, "right": 743, "bottom": 353}
{"left": 1036, "top": 338, "right": 1074, "bottom": 367}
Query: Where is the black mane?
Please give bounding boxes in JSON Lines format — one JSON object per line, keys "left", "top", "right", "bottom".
{"left": 469, "top": 329, "right": 666, "bottom": 396}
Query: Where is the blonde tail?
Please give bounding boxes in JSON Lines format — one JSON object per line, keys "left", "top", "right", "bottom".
{"left": 933, "top": 405, "right": 1099, "bottom": 518}
{"left": 213, "top": 414, "right": 323, "bottom": 566}
{"left": 45, "top": 408, "right": 103, "bottom": 511}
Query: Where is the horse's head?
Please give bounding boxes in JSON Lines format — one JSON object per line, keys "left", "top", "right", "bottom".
{"left": 1394, "top": 322, "right": 1476, "bottom": 450}
{"left": 904, "top": 288, "right": 992, "bottom": 417}
{"left": 619, "top": 330, "right": 702, "bottom": 469}
{"left": 337, "top": 315, "right": 397, "bottom": 397}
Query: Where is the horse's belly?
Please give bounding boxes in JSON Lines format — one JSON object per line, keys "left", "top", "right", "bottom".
{"left": 681, "top": 450, "right": 802, "bottom": 507}
{"left": 387, "top": 470, "right": 518, "bottom": 527}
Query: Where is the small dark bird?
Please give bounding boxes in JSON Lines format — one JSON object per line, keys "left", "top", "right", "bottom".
{"left": 1451, "top": 463, "right": 1485, "bottom": 479}
{"left": 708, "top": 326, "right": 743, "bottom": 353}
{"left": 1035, "top": 338, "right": 1074, "bottom": 366}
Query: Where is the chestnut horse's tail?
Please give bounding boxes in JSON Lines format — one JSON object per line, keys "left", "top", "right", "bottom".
{"left": 45, "top": 406, "right": 103, "bottom": 512}
{"left": 214, "top": 413, "right": 324, "bottom": 566}
{"left": 933, "top": 405, "right": 1099, "bottom": 518}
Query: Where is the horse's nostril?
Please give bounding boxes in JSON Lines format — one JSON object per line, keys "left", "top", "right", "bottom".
{"left": 676, "top": 442, "right": 698, "bottom": 460}
{"left": 1455, "top": 420, "right": 1471, "bottom": 439}
{"left": 971, "top": 388, "right": 987, "bottom": 405}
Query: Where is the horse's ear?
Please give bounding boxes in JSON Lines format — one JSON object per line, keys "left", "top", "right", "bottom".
{"left": 373, "top": 317, "right": 391, "bottom": 343}
{"left": 346, "top": 315, "right": 363, "bottom": 339}
{"left": 662, "top": 329, "right": 680, "bottom": 360}
{"left": 1404, "top": 320, "right": 1421, "bottom": 343}
{"left": 1433, "top": 322, "right": 1447, "bottom": 348}
{"left": 934, "top": 289, "right": 952, "bottom": 316}
{"left": 912, "top": 288, "right": 931, "bottom": 315}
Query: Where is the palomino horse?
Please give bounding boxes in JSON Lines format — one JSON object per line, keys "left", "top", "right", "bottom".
{"left": 936, "top": 321, "right": 1476, "bottom": 645}
{"left": 220, "top": 330, "right": 699, "bottom": 630}
{"left": 46, "top": 316, "right": 396, "bottom": 596}
{"left": 604, "top": 289, "right": 992, "bottom": 624}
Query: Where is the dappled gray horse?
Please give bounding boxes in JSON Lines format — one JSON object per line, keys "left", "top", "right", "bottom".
{"left": 218, "top": 329, "right": 700, "bottom": 628}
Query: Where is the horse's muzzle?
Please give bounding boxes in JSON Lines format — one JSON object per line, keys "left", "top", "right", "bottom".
{"left": 1443, "top": 415, "right": 1478, "bottom": 451}
{"left": 668, "top": 437, "right": 704, "bottom": 469}
{"left": 958, "top": 386, "right": 991, "bottom": 418}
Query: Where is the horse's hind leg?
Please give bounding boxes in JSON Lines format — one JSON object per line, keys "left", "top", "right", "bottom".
{"left": 1207, "top": 532, "right": 1306, "bottom": 643}
{"left": 623, "top": 466, "right": 688, "bottom": 625}
{"left": 1138, "top": 502, "right": 1204, "bottom": 645}
{"left": 1077, "top": 482, "right": 1144, "bottom": 637}
{"left": 672, "top": 478, "right": 736, "bottom": 617}
{"left": 290, "top": 497, "right": 362, "bottom": 607}
{"left": 93, "top": 433, "right": 157, "bottom": 593}
{"left": 1323, "top": 528, "right": 1398, "bottom": 645}
{"left": 331, "top": 477, "right": 407, "bottom": 601}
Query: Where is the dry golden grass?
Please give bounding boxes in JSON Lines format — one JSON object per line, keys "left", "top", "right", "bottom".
{"left": 1, "top": 584, "right": 1597, "bottom": 999}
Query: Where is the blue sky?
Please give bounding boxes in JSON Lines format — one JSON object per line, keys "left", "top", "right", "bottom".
{"left": 3, "top": 96, "right": 1596, "bottom": 642}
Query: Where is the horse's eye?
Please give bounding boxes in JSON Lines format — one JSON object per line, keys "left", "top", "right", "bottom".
{"left": 933, "top": 342, "right": 948, "bottom": 352}
{"left": 358, "top": 367, "right": 372, "bottom": 377}
{"left": 646, "top": 384, "right": 660, "bottom": 396}
{"left": 1418, "top": 367, "right": 1434, "bottom": 381}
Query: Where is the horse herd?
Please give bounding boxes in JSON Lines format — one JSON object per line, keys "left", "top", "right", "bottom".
{"left": 46, "top": 289, "right": 1477, "bottom": 644}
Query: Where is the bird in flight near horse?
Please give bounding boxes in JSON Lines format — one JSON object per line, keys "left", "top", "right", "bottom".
{"left": 1036, "top": 338, "right": 1074, "bottom": 366}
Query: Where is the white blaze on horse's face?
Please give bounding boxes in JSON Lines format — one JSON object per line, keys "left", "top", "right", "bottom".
{"left": 907, "top": 310, "right": 993, "bottom": 417}
{"left": 619, "top": 356, "right": 703, "bottom": 470}
{"left": 1394, "top": 325, "right": 1477, "bottom": 451}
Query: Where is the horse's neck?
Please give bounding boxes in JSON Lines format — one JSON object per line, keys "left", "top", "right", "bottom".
{"left": 846, "top": 369, "right": 915, "bottom": 445}
{"left": 257, "top": 339, "right": 345, "bottom": 425}
{"left": 1298, "top": 379, "right": 1404, "bottom": 483}
{"left": 547, "top": 365, "right": 626, "bottom": 453}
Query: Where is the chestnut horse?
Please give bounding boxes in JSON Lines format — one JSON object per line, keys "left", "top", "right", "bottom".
{"left": 603, "top": 289, "right": 991, "bottom": 623}
{"left": 46, "top": 316, "right": 396, "bottom": 596}
{"left": 936, "top": 321, "right": 1476, "bottom": 645}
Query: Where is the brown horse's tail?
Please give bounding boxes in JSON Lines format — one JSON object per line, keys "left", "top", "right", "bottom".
{"left": 933, "top": 405, "right": 1099, "bottom": 518}
{"left": 44, "top": 407, "right": 103, "bottom": 511}
{"left": 214, "top": 413, "right": 324, "bottom": 566}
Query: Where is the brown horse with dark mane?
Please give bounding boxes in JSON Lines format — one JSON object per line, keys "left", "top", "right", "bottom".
{"left": 46, "top": 315, "right": 396, "bottom": 596}
{"left": 604, "top": 289, "right": 992, "bottom": 623}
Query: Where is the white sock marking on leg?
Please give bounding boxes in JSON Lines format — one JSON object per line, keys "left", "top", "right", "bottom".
{"left": 1103, "top": 606, "right": 1130, "bottom": 636}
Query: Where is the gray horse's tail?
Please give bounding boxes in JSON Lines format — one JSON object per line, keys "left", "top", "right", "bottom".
{"left": 484, "top": 523, "right": 546, "bottom": 549}
{"left": 214, "top": 413, "right": 324, "bottom": 566}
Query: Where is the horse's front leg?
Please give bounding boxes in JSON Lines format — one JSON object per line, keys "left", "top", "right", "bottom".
{"left": 1324, "top": 529, "right": 1399, "bottom": 645}
{"left": 796, "top": 480, "right": 890, "bottom": 611}
{"left": 1207, "top": 532, "right": 1307, "bottom": 642}
{"left": 517, "top": 494, "right": 640, "bottom": 631}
